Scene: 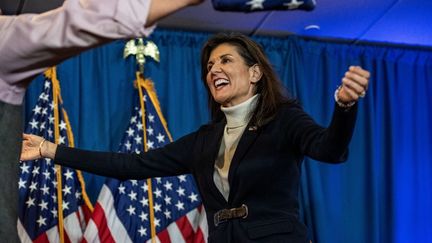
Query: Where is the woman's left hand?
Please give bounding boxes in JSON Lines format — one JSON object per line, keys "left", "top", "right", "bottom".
{"left": 337, "top": 66, "right": 370, "bottom": 103}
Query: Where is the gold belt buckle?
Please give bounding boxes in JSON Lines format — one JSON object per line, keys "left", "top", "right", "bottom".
{"left": 214, "top": 204, "right": 248, "bottom": 226}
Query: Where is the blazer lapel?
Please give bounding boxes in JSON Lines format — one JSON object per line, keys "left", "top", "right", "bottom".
{"left": 227, "top": 124, "right": 261, "bottom": 202}
{"left": 201, "top": 121, "right": 227, "bottom": 204}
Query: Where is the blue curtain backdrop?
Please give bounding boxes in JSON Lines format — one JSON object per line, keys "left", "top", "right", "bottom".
{"left": 24, "top": 29, "right": 432, "bottom": 243}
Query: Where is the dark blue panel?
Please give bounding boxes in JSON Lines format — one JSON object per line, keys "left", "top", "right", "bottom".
{"left": 361, "top": 1, "right": 432, "bottom": 47}
{"left": 257, "top": 0, "right": 397, "bottom": 40}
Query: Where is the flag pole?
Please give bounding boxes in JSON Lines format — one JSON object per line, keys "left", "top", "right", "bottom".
{"left": 136, "top": 73, "right": 157, "bottom": 243}
{"left": 46, "top": 67, "right": 65, "bottom": 243}
{"left": 125, "top": 38, "right": 160, "bottom": 243}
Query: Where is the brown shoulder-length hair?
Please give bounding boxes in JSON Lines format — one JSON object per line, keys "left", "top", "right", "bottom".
{"left": 201, "top": 32, "right": 295, "bottom": 126}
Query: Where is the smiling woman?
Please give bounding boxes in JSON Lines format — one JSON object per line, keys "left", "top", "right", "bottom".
{"left": 205, "top": 43, "right": 261, "bottom": 107}
{"left": 201, "top": 33, "right": 292, "bottom": 126}
{"left": 21, "top": 32, "right": 370, "bottom": 243}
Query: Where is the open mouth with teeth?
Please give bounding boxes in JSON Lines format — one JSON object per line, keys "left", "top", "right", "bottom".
{"left": 214, "top": 79, "right": 230, "bottom": 89}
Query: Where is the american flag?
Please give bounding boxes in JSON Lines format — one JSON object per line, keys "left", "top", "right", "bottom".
{"left": 83, "top": 78, "right": 207, "bottom": 243}
{"left": 18, "top": 69, "right": 93, "bottom": 243}
{"left": 212, "top": 0, "right": 316, "bottom": 12}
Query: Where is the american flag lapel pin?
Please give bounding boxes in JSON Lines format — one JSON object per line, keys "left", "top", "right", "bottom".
{"left": 248, "top": 126, "right": 257, "bottom": 131}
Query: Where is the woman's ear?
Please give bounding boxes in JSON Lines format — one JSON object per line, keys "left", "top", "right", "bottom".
{"left": 249, "top": 64, "right": 263, "bottom": 84}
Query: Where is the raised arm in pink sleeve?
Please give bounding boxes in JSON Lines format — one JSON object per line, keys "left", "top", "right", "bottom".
{"left": 0, "top": 0, "right": 154, "bottom": 105}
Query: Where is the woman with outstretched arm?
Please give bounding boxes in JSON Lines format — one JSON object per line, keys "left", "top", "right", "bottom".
{"left": 22, "top": 33, "right": 370, "bottom": 243}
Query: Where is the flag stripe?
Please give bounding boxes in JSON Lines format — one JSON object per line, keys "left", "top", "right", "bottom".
{"left": 170, "top": 224, "right": 188, "bottom": 243}
{"left": 198, "top": 212, "right": 208, "bottom": 241}
{"left": 82, "top": 220, "right": 101, "bottom": 243}
{"left": 175, "top": 214, "right": 194, "bottom": 242}
{"left": 88, "top": 204, "right": 116, "bottom": 243}
{"left": 83, "top": 217, "right": 101, "bottom": 243}
{"left": 95, "top": 185, "right": 132, "bottom": 243}
{"left": 186, "top": 208, "right": 200, "bottom": 232}
{"left": 34, "top": 232, "right": 50, "bottom": 243}
{"left": 157, "top": 229, "right": 173, "bottom": 243}
{"left": 18, "top": 220, "right": 33, "bottom": 243}
{"left": 193, "top": 228, "right": 206, "bottom": 243}
{"left": 100, "top": 187, "right": 132, "bottom": 243}
{"left": 64, "top": 212, "right": 83, "bottom": 242}
{"left": 45, "top": 226, "right": 59, "bottom": 243}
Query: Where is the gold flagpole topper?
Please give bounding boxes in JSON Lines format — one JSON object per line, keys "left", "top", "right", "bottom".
{"left": 123, "top": 38, "right": 160, "bottom": 74}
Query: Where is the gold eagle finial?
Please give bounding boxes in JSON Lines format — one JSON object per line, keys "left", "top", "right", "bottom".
{"left": 124, "top": 38, "right": 160, "bottom": 74}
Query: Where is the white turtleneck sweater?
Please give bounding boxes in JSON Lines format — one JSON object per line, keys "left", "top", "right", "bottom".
{"left": 213, "top": 94, "right": 259, "bottom": 201}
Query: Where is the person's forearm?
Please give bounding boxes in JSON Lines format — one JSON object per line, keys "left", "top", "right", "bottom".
{"left": 308, "top": 103, "right": 358, "bottom": 162}
{"left": 0, "top": 0, "right": 154, "bottom": 105}
{"left": 146, "top": 0, "right": 202, "bottom": 27}
{"left": 41, "top": 141, "right": 57, "bottom": 160}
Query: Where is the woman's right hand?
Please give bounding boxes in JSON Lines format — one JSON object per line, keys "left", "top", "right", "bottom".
{"left": 21, "top": 134, "right": 57, "bottom": 161}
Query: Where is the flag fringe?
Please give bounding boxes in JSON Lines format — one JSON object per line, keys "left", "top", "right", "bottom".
{"left": 136, "top": 73, "right": 173, "bottom": 142}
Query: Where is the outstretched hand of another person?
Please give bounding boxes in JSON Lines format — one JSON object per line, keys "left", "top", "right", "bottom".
{"left": 21, "top": 134, "right": 57, "bottom": 161}
{"left": 146, "top": 0, "right": 205, "bottom": 27}
{"left": 336, "top": 66, "right": 370, "bottom": 104}
{"left": 188, "top": 0, "right": 205, "bottom": 5}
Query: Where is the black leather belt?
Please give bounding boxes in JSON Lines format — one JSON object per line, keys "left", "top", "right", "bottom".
{"left": 214, "top": 204, "right": 248, "bottom": 226}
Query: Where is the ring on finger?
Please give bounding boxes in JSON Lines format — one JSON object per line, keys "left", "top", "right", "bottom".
{"left": 359, "top": 90, "right": 366, "bottom": 98}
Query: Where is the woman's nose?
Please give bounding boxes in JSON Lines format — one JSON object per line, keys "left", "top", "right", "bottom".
{"left": 210, "top": 62, "right": 222, "bottom": 73}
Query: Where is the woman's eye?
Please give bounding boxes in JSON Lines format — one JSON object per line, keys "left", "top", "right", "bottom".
{"left": 221, "top": 58, "right": 231, "bottom": 64}
{"left": 207, "top": 64, "right": 213, "bottom": 71}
